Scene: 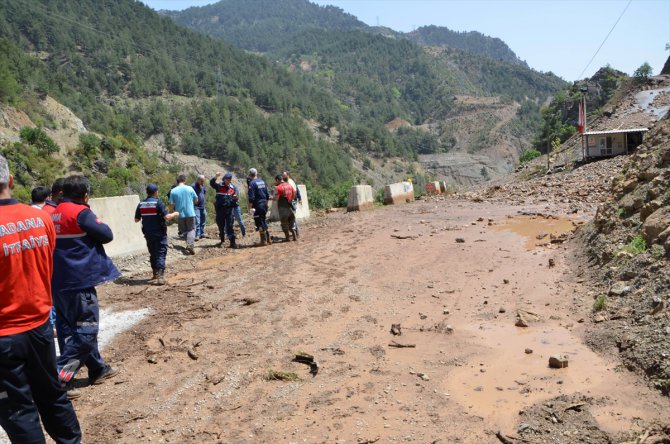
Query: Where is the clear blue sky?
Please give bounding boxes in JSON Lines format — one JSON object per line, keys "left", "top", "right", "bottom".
{"left": 142, "top": 0, "right": 669, "bottom": 81}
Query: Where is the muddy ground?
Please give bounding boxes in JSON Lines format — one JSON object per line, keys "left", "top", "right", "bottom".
{"left": 70, "top": 197, "right": 669, "bottom": 444}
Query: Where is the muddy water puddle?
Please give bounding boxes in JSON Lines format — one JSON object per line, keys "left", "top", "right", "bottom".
{"left": 444, "top": 322, "right": 653, "bottom": 434}
{"left": 491, "top": 215, "right": 577, "bottom": 250}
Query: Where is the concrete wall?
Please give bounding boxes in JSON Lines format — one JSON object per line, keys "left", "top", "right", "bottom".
{"left": 383, "top": 182, "right": 414, "bottom": 205}
{"left": 269, "top": 184, "right": 310, "bottom": 221}
{"left": 89, "top": 195, "right": 146, "bottom": 258}
{"left": 347, "top": 185, "right": 374, "bottom": 212}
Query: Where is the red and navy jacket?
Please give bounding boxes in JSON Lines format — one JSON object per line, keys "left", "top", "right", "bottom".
{"left": 51, "top": 199, "right": 120, "bottom": 294}
{"left": 42, "top": 199, "right": 58, "bottom": 215}
{"left": 209, "top": 178, "right": 239, "bottom": 209}
{"left": 135, "top": 196, "right": 168, "bottom": 238}
{"left": 0, "top": 199, "right": 55, "bottom": 336}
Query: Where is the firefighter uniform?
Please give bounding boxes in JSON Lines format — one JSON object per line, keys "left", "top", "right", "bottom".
{"left": 135, "top": 190, "right": 169, "bottom": 282}
{"left": 0, "top": 197, "right": 82, "bottom": 443}
{"left": 248, "top": 176, "right": 271, "bottom": 245}
{"left": 51, "top": 199, "right": 120, "bottom": 386}
{"left": 210, "top": 173, "right": 239, "bottom": 248}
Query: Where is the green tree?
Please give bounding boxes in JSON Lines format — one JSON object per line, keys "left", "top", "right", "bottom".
{"left": 633, "top": 62, "right": 653, "bottom": 81}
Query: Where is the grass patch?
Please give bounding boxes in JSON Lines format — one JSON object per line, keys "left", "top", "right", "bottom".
{"left": 622, "top": 235, "right": 647, "bottom": 255}
{"left": 593, "top": 295, "right": 607, "bottom": 312}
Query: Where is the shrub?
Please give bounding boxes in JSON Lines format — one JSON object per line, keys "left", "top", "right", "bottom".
{"left": 593, "top": 295, "right": 607, "bottom": 312}
{"left": 520, "top": 149, "right": 541, "bottom": 163}
{"left": 623, "top": 235, "right": 647, "bottom": 255}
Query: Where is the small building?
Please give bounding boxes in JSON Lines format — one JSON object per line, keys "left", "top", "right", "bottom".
{"left": 583, "top": 128, "right": 648, "bottom": 159}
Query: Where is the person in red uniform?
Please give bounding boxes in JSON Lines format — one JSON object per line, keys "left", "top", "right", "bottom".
{"left": 51, "top": 175, "right": 120, "bottom": 391}
{"left": 0, "top": 154, "right": 82, "bottom": 443}
{"left": 273, "top": 174, "right": 297, "bottom": 242}
{"left": 42, "top": 177, "right": 64, "bottom": 216}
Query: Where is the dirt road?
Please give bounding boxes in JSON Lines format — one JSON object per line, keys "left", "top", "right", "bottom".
{"left": 73, "top": 198, "right": 669, "bottom": 443}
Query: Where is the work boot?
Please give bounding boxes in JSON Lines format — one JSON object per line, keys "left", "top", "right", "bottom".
{"left": 290, "top": 229, "right": 297, "bottom": 241}
{"left": 283, "top": 229, "right": 290, "bottom": 242}
{"left": 259, "top": 230, "right": 266, "bottom": 246}
{"left": 156, "top": 269, "right": 166, "bottom": 286}
{"left": 229, "top": 237, "right": 237, "bottom": 249}
{"left": 89, "top": 364, "right": 119, "bottom": 385}
{"left": 266, "top": 231, "right": 272, "bottom": 245}
{"left": 218, "top": 239, "right": 225, "bottom": 248}
{"left": 151, "top": 269, "right": 158, "bottom": 280}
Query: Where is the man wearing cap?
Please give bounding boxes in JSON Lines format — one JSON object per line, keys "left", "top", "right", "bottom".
{"left": 210, "top": 172, "right": 239, "bottom": 249}
{"left": 135, "top": 184, "right": 179, "bottom": 285}
{"left": 190, "top": 175, "right": 207, "bottom": 240}
{"left": 0, "top": 154, "right": 83, "bottom": 443}
{"left": 168, "top": 174, "right": 198, "bottom": 255}
{"left": 247, "top": 168, "right": 271, "bottom": 245}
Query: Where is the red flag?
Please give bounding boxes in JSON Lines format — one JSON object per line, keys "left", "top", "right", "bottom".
{"left": 577, "top": 98, "right": 585, "bottom": 133}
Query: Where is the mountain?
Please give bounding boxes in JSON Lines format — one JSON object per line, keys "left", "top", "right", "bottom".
{"left": 167, "top": 0, "right": 568, "bottom": 184}
{"left": 404, "top": 25, "right": 525, "bottom": 67}
{"left": 166, "top": 0, "right": 367, "bottom": 53}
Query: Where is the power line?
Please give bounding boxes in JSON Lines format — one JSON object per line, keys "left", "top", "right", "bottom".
{"left": 577, "top": 0, "right": 632, "bottom": 80}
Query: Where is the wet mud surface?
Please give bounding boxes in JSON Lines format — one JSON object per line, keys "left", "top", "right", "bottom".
{"left": 70, "top": 198, "right": 669, "bottom": 443}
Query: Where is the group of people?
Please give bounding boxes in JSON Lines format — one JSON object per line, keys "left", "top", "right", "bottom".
{"left": 0, "top": 154, "right": 304, "bottom": 442}
{"left": 135, "top": 168, "right": 302, "bottom": 284}
{"left": 0, "top": 154, "right": 119, "bottom": 443}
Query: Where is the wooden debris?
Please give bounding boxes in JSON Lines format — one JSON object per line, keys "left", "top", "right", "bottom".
{"left": 266, "top": 370, "right": 301, "bottom": 382}
{"left": 293, "top": 352, "right": 319, "bottom": 376}
{"left": 388, "top": 341, "right": 416, "bottom": 348}
{"left": 495, "top": 431, "right": 514, "bottom": 444}
{"left": 391, "top": 234, "right": 417, "bottom": 240}
{"left": 240, "top": 297, "right": 260, "bottom": 306}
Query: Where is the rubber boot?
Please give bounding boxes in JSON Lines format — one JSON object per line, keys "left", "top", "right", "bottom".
{"left": 266, "top": 231, "right": 272, "bottom": 245}
{"left": 259, "top": 230, "right": 266, "bottom": 246}
{"left": 156, "top": 269, "right": 166, "bottom": 286}
{"left": 290, "top": 229, "right": 297, "bottom": 241}
{"left": 283, "top": 229, "right": 290, "bottom": 242}
{"left": 229, "top": 237, "right": 237, "bottom": 249}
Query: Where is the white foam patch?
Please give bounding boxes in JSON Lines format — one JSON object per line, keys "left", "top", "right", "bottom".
{"left": 98, "top": 307, "right": 152, "bottom": 349}
{"left": 0, "top": 308, "right": 151, "bottom": 443}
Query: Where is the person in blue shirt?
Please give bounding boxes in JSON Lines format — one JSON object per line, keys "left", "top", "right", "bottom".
{"left": 209, "top": 172, "right": 239, "bottom": 249}
{"left": 190, "top": 175, "right": 207, "bottom": 240}
{"left": 135, "top": 184, "right": 179, "bottom": 285}
{"left": 247, "top": 168, "right": 271, "bottom": 245}
{"left": 168, "top": 175, "right": 198, "bottom": 255}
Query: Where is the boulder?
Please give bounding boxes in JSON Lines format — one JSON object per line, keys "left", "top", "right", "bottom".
{"left": 549, "top": 355, "right": 569, "bottom": 369}
{"left": 642, "top": 207, "right": 670, "bottom": 244}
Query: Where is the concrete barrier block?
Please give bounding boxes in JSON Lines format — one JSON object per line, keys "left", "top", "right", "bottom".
{"left": 425, "top": 182, "right": 442, "bottom": 194}
{"left": 347, "top": 185, "right": 374, "bottom": 212}
{"left": 89, "top": 195, "right": 146, "bottom": 258}
{"left": 383, "top": 181, "right": 414, "bottom": 205}
{"left": 439, "top": 181, "right": 448, "bottom": 193}
{"left": 269, "top": 184, "right": 310, "bottom": 221}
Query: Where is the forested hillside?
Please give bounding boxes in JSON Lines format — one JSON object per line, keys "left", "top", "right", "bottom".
{"left": 166, "top": 0, "right": 366, "bottom": 53}
{"left": 404, "top": 25, "right": 524, "bottom": 67}
{"left": 168, "top": 0, "right": 568, "bottom": 164}
{"left": 0, "top": 0, "right": 356, "bottom": 201}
